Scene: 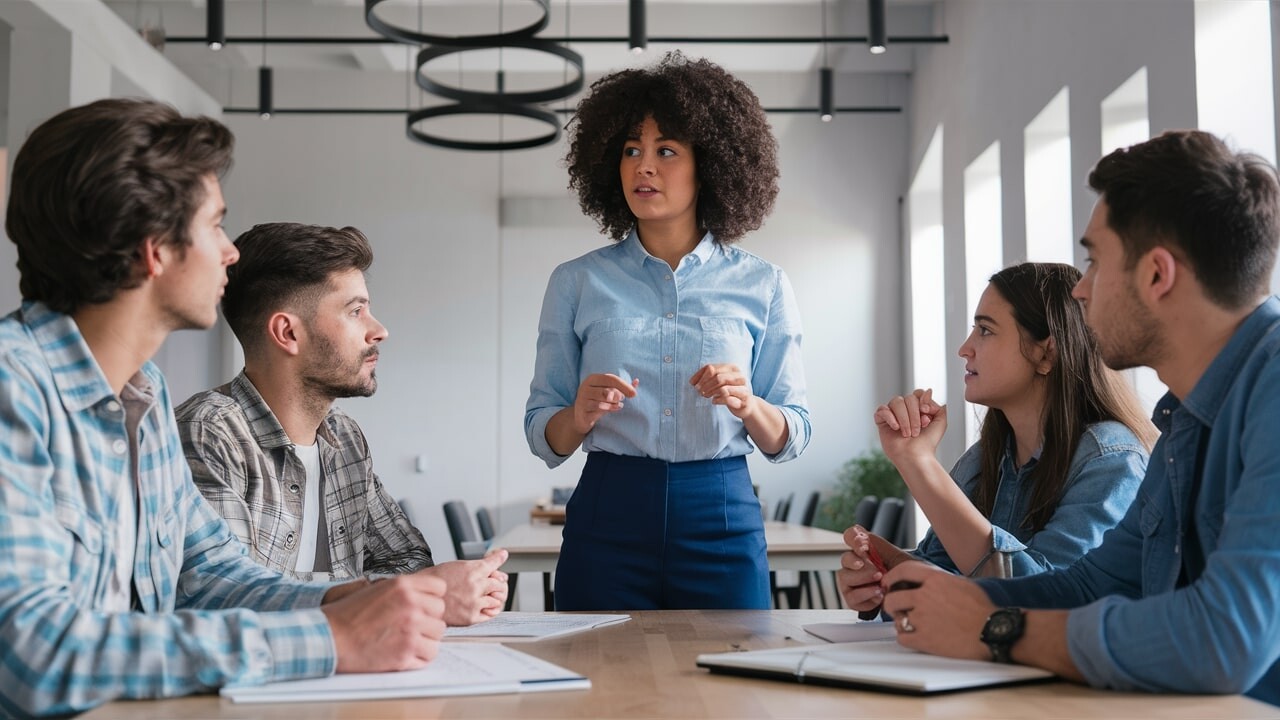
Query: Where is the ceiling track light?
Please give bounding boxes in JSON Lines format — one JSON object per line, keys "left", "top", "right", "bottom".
{"left": 206, "top": 0, "right": 224, "bottom": 50}
{"left": 819, "top": 67, "right": 834, "bottom": 122}
{"left": 868, "top": 0, "right": 887, "bottom": 54}
{"left": 258, "top": 66, "right": 273, "bottom": 119}
{"left": 629, "top": 0, "right": 646, "bottom": 55}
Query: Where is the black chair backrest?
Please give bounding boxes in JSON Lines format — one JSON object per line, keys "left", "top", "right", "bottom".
{"left": 852, "top": 495, "right": 880, "bottom": 530}
{"left": 475, "top": 506, "right": 496, "bottom": 541}
{"left": 442, "top": 500, "right": 478, "bottom": 560}
{"left": 799, "top": 491, "right": 820, "bottom": 527}
{"left": 397, "top": 498, "right": 417, "bottom": 526}
{"left": 773, "top": 492, "right": 794, "bottom": 522}
{"left": 869, "top": 497, "right": 905, "bottom": 541}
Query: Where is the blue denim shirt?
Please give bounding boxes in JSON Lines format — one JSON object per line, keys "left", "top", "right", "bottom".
{"left": 982, "top": 297, "right": 1280, "bottom": 705}
{"left": 0, "top": 303, "right": 335, "bottom": 717}
{"left": 914, "top": 421, "right": 1147, "bottom": 576}
{"left": 525, "top": 230, "right": 811, "bottom": 467}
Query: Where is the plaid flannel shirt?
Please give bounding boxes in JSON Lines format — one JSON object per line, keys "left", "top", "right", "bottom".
{"left": 175, "top": 371, "right": 433, "bottom": 581}
{"left": 0, "top": 303, "right": 336, "bottom": 718}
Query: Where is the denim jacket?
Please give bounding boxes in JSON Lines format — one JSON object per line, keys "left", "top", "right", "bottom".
{"left": 982, "top": 297, "right": 1280, "bottom": 705}
{"left": 914, "top": 420, "right": 1148, "bottom": 577}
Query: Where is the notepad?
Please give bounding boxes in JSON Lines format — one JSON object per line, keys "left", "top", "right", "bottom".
{"left": 221, "top": 644, "right": 590, "bottom": 703}
{"left": 444, "top": 612, "right": 630, "bottom": 642}
{"left": 697, "top": 640, "right": 1054, "bottom": 695}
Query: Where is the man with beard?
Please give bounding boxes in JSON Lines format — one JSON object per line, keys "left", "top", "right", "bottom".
{"left": 839, "top": 130, "right": 1280, "bottom": 706}
{"left": 177, "top": 222, "right": 507, "bottom": 626}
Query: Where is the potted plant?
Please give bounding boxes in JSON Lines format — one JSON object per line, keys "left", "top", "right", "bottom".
{"left": 816, "top": 449, "right": 908, "bottom": 532}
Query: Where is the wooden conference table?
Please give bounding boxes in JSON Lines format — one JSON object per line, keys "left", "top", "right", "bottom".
{"left": 81, "top": 609, "right": 1274, "bottom": 719}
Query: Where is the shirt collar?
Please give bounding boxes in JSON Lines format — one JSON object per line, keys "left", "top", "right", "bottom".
{"left": 230, "top": 369, "right": 339, "bottom": 449}
{"left": 22, "top": 301, "right": 139, "bottom": 413}
{"left": 621, "top": 227, "right": 718, "bottom": 269}
{"left": 1180, "top": 296, "right": 1280, "bottom": 427}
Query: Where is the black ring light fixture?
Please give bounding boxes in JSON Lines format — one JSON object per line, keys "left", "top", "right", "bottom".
{"left": 365, "top": 0, "right": 550, "bottom": 47}
{"left": 415, "top": 40, "right": 584, "bottom": 105}
{"left": 406, "top": 101, "right": 561, "bottom": 152}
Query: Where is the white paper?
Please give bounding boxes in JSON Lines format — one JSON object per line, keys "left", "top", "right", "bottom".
{"left": 802, "top": 621, "right": 897, "bottom": 643}
{"left": 698, "top": 640, "right": 1053, "bottom": 694}
{"left": 221, "top": 644, "right": 590, "bottom": 704}
{"left": 445, "top": 612, "right": 630, "bottom": 641}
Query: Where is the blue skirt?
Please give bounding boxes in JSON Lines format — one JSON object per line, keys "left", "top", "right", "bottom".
{"left": 554, "top": 452, "right": 769, "bottom": 610}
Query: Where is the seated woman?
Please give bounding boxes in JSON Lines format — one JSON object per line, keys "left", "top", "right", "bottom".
{"left": 839, "top": 262, "right": 1156, "bottom": 615}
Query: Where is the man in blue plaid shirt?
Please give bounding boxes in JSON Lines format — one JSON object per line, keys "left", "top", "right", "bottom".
{"left": 0, "top": 99, "right": 448, "bottom": 718}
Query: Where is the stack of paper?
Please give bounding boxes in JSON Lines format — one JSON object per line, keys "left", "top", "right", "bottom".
{"left": 222, "top": 644, "right": 590, "bottom": 704}
{"left": 444, "top": 612, "right": 630, "bottom": 642}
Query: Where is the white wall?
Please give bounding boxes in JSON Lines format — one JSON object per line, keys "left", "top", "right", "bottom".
{"left": 905, "top": 0, "right": 1202, "bottom": 465}
{"left": 220, "top": 89, "right": 907, "bottom": 564}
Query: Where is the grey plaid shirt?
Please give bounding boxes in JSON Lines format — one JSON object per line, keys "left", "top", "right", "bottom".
{"left": 175, "top": 371, "right": 433, "bottom": 581}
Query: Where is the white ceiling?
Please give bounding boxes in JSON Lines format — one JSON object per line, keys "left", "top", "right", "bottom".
{"left": 106, "top": 0, "right": 940, "bottom": 109}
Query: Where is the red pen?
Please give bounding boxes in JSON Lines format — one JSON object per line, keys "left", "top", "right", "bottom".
{"left": 865, "top": 542, "right": 889, "bottom": 575}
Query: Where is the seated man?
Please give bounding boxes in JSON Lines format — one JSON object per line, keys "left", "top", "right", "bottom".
{"left": 842, "top": 130, "right": 1280, "bottom": 705}
{"left": 176, "top": 222, "right": 506, "bottom": 625}
{"left": 0, "top": 98, "right": 447, "bottom": 718}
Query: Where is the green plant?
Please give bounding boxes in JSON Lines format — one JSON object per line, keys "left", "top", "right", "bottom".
{"left": 816, "top": 449, "right": 908, "bottom": 532}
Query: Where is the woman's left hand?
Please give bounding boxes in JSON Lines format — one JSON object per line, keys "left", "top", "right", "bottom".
{"left": 690, "top": 363, "right": 756, "bottom": 419}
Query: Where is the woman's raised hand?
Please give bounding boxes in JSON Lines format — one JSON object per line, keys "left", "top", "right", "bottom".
{"left": 874, "top": 388, "right": 946, "bottom": 465}
{"left": 571, "top": 372, "right": 640, "bottom": 435}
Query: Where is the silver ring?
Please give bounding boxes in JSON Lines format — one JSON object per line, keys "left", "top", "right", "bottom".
{"left": 898, "top": 612, "right": 915, "bottom": 633}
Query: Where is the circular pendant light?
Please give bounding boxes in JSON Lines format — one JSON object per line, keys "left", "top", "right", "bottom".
{"left": 406, "top": 101, "right": 561, "bottom": 151}
{"left": 415, "top": 39, "right": 584, "bottom": 105}
{"left": 365, "top": 0, "right": 550, "bottom": 47}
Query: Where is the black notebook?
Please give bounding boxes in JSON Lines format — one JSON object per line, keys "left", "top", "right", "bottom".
{"left": 697, "top": 639, "right": 1054, "bottom": 695}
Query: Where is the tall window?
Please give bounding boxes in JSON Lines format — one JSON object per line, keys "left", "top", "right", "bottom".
{"left": 963, "top": 141, "right": 1003, "bottom": 446}
{"left": 908, "top": 126, "right": 945, "bottom": 541}
{"left": 1194, "top": 0, "right": 1277, "bottom": 293}
{"left": 1024, "top": 88, "right": 1073, "bottom": 264}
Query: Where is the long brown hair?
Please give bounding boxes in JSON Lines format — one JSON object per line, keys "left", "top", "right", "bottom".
{"left": 972, "top": 263, "right": 1156, "bottom": 533}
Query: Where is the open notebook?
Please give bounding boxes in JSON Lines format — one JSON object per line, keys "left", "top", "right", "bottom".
{"left": 222, "top": 644, "right": 589, "bottom": 704}
{"left": 697, "top": 639, "right": 1054, "bottom": 695}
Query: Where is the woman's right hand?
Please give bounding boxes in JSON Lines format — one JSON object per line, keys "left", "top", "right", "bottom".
{"left": 874, "top": 388, "right": 946, "bottom": 467}
{"left": 570, "top": 372, "right": 640, "bottom": 435}
{"left": 838, "top": 525, "right": 887, "bottom": 612}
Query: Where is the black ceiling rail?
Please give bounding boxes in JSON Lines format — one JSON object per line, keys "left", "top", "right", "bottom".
{"left": 223, "top": 105, "right": 902, "bottom": 115}
{"left": 170, "top": 34, "right": 947, "bottom": 46}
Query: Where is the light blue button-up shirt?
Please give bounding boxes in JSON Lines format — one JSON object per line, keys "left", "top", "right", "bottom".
{"left": 982, "top": 297, "right": 1280, "bottom": 706}
{"left": 525, "top": 230, "right": 810, "bottom": 467}
{"left": 0, "top": 302, "right": 335, "bottom": 718}
{"left": 914, "top": 421, "right": 1147, "bottom": 576}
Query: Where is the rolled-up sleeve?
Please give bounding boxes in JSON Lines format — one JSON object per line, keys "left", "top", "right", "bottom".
{"left": 525, "top": 263, "right": 581, "bottom": 468}
{"left": 752, "top": 268, "right": 810, "bottom": 463}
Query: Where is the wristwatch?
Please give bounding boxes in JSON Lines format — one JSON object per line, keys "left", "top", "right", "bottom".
{"left": 980, "top": 607, "right": 1025, "bottom": 663}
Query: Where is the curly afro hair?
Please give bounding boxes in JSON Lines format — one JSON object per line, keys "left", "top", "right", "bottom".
{"left": 564, "top": 51, "right": 779, "bottom": 244}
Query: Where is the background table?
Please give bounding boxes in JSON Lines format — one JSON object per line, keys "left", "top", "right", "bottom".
{"left": 494, "top": 520, "right": 848, "bottom": 574}
{"left": 80, "top": 609, "right": 1275, "bottom": 719}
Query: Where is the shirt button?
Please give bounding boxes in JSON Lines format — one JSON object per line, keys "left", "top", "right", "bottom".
{"left": 286, "top": 532, "right": 296, "bottom": 547}
{"left": 663, "top": 274, "right": 671, "bottom": 281}
{"left": 111, "top": 439, "right": 127, "bottom": 454}
{"left": 1168, "top": 457, "right": 1174, "bottom": 464}
{"left": 665, "top": 313, "right": 674, "bottom": 319}
{"left": 336, "top": 526, "right": 346, "bottom": 536}
{"left": 663, "top": 408, "right": 673, "bottom": 416}
{"left": 1162, "top": 408, "right": 1170, "bottom": 415}
{"left": 663, "top": 355, "right": 672, "bottom": 363}
{"left": 289, "top": 483, "right": 300, "bottom": 493}
{"left": 105, "top": 400, "right": 121, "bottom": 414}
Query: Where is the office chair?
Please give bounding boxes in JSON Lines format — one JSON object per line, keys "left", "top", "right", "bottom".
{"left": 796, "top": 491, "right": 828, "bottom": 608}
{"left": 475, "top": 506, "right": 496, "bottom": 541}
{"left": 442, "top": 500, "right": 485, "bottom": 560}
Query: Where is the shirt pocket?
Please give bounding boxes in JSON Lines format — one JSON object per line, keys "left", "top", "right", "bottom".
{"left": 54, "top": 502, "right": 105, "bottom": 600}
{"left": 699, "top": 316, "right": 754, "bottom": 373}
{"left": 581, "top": 317, "right": 653, "bottom": 375}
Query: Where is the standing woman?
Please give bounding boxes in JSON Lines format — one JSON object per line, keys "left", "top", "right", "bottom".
{"left": 525, "top": 52, "right": 810, "bottom": 611}
{"left": 840, "top": 263, "right": 1155, "bottom": 615}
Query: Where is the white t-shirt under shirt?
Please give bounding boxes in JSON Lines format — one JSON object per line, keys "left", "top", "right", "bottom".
{"left": 291, "top": 442, "right": 329, "bottom": 573}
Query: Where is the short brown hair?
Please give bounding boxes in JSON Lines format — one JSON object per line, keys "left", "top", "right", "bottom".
{"left": 564, "top": 51, "right": 779, "bottom": 244}
{"left": 6, "top": 98, "right": 234, "bottom": 314}
{"left": 221, "top": 223, "right": 374, "bottom": 354}
{"left": 1089, "top": 130, "right": 1280, "bottom": 309}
